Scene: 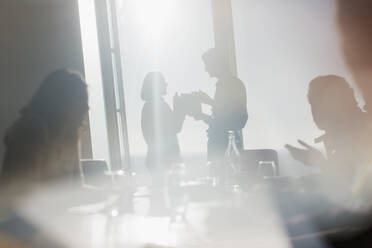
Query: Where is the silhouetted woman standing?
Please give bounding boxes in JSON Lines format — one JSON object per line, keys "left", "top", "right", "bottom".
{"left": 141, "top": 72, "right": 185, "bottom": 172}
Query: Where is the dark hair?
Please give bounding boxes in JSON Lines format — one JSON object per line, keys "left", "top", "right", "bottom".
{"left": 21, "top": 69, "right": 88, "bottom": 135}
{"left": 141, "top": 71, "right": 166, "bottom": 101}
{"left": 308, "top": 75, "right": 358, "bottom": 111}
{"left": 202, "top": 47, "right": 229, "bottom": 70}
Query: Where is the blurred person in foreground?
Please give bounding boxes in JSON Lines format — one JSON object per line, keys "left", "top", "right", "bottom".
{"left": 0, "top": 69, "right": 89, "bottom": 247}
{"left": 316, "top": 0, "right": 372, "bottom": 246}
{"left": 1, "top": 69, "right": 88, "bottom": 186}
{"left": 337, "top": 0, "right": 372, "bottom": 197}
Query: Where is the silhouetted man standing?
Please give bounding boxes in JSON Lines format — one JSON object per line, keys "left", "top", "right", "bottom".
{"left": 193, "top": 48, "right": 248, "bottom": 161}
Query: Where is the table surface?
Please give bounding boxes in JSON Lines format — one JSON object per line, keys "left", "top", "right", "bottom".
{"left": 11, "top": 174, "right": 356, "bottom": 248}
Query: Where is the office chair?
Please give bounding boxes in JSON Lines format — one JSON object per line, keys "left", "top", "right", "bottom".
{"left": 241, "top": 149, "right": 280, "bottom": 177}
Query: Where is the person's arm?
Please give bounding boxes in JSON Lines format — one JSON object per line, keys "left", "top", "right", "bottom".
{"left": 192, "top": 91, "right": 214, "bottom": 106}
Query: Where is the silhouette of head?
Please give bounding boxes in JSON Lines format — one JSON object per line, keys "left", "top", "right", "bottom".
{"left": 308, "top": 75, "right": 359, "bottom": 131}
{"left": 141, "top": 71, "right": 167, "bottom": 101}
{"left": 337, "top": 0, "right": 372, "bottom": 114}
{"left": 202, "top": 48, "right": 230, "bottom": 78}
{"left": 22, "top": 69, "right": 88, "bottom": 135}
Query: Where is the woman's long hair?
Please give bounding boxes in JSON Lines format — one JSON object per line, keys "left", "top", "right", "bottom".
{"left": 21, "top": 69, "right": 88, "bottom": 138}
{"left": 141, "top": 71, "right": 166, "bottom": 102}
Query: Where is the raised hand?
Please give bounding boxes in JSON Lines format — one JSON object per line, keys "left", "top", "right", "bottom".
{"left": 285, "top": 140, "right": 326, "bottom": 167}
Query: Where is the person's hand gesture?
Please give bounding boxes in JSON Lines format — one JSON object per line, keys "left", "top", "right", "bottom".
{"left": 192, "top": 91, "right": 213, "bottom": 105}
{"left": 285, "top": 140, "right": 326, "bottom": 167}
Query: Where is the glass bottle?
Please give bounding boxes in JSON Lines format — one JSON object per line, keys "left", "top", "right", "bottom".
{"left": 224, "top": 131, "right": 242, "bottom": 185}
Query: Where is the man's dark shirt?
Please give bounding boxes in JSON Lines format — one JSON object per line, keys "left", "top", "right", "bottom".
{"left": 207, "top": 76, "right": 248, "bottom": 160}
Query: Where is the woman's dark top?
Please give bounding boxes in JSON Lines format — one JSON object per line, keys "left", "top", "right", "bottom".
{"left": 141, "top": 98, "right": 184, "bottom": 170}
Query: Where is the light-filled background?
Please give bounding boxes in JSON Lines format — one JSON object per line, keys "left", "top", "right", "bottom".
{"left": 79, "top": 0, "right": 361, "bottom": 174}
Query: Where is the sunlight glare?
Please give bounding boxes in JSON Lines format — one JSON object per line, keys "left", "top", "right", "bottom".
{"left": 132, "top": 0, "right": 176, "bottom": 43}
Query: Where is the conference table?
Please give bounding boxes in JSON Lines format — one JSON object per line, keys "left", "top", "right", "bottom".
{"left": 11, "top": 172, "right": 366, "bottom": 248}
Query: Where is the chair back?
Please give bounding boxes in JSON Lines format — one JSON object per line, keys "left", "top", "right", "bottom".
{"left": 241, "top": 149, "right": 279, "bottom": 176}
{"left": 80, "top": 159, "right": 113, "bottom": 188}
